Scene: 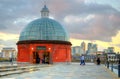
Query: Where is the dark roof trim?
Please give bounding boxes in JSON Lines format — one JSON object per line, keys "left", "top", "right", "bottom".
{"left": 16, "top": 40, "right": 72, "bottom": 45}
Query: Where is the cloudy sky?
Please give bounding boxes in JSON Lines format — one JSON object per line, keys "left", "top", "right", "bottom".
{"left": 0, "top": 0, "right": 120, "bottom": 52}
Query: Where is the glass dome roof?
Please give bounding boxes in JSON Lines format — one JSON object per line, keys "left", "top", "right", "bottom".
{"left": 19, "top": 18, "right": 69, "bottom": 41}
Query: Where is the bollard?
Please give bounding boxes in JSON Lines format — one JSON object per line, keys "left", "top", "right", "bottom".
{"left": 118, "top": 60, "right": 120, "bottom": 77}
{"left": 111, "top": 63, "right": 113, "bottom": 72}
{"left": 105, "top": 61, "right": 106, "bottom": 66}
{"left": 107, "top": 61, "right": 109, "bottom": 68}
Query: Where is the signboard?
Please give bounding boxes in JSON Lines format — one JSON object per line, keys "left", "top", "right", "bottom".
{"left": 36, "top": 46, "right": 46, "bottom": 50}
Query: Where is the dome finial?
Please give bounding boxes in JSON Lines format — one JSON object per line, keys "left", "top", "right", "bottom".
{"left": 41, "top": 4, "right": 49, "bottom": 18}
{"left": 44, "top": 0, "right": 46, "bottom": 6}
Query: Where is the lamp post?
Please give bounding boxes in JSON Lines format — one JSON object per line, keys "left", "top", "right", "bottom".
{"left": 111, "top": 58, "right": 113, "bottom": 72}
{"left": 30, "top": 47, "right": 34, "bottom": 63}
{"left": 10, "top": 52, "right": 14, "bottom": 65}
{"left": 49, "top": 47, "right": 53, "bottom": 64}
{"left": 118, "top": 56, "right": 120, "bottom": 77}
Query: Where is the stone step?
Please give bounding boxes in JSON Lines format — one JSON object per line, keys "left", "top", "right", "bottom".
{"left": 0, "top": 64, "right": 50, "bottom": 77}
{"left": 0, "top": 65, "right": 18, "bottom": 69}
{"left": 0, "top": 66, "right": 39, "bottom": 72}
{"left": 0, "top": 67, "right": 39, "bottom": 77}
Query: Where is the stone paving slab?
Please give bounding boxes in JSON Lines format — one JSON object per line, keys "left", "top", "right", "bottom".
{"left": 0, "top": 63, "right": 119, "bottom": 79}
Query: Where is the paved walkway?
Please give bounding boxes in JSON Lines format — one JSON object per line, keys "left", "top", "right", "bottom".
{"left": 0, "top": 63, "right": 119, "bottom": 79}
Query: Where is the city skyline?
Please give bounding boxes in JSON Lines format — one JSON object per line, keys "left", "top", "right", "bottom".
{"left": 0, "top": 0, "right": 120, "bottom": 52}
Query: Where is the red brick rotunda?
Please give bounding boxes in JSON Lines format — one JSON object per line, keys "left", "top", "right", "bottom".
{"left": 17, "top": 5, "right": 72, "bottom": 64}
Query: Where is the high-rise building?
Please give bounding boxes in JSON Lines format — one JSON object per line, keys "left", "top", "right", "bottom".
{"left": 81, "top": 41, "right": 86, "bottom": 54}
{"left": 92, "top": 44, "right": 97, "bottom": 53}
{"left": 86, "top": 43, "right": 97, "bottom": 55}
{"left": 86, "top": 43, "right": 92, "bottom": 54}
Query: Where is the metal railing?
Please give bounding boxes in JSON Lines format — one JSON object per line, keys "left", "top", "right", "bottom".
{"left": 105, "top": 60, "right": 120, "bottom": 77}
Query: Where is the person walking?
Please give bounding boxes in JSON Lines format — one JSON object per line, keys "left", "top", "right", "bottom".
{"left": 9, "top": 57, "right": 13, "bottom": 65}
{"left": 96, "top": 57, "right": 101, "bottom": 65}
{"left": 80, "top": 54, "right": 85, "bottom": 65}
{"left": 36, "top": 52, "right": 40, "bottom": 64}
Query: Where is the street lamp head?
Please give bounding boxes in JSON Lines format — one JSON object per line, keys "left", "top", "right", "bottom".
{"left": 49, "top": 48, "right": 51, "bottom": 50}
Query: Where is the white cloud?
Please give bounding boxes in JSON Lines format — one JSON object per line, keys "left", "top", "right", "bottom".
{"left": 64, "top": 14, "right": 95, "bottom": 24}
{"left": 0, "top": 32, "right": 19, "bottom": 41}
{"left": 84, "top": 0, "right": 95, "bottom": 4}
{"left": 0, "top": 32, "right": 19, "bottom": 51}
{"left": 49, "top": 16, "right": 55, "bottom": 19}
{"left": 64, "top": 15, "right": 83, "bottom": 23}
{"left": 13, "top": 17, "right": 36, "bottom": 25}
{"left": 84, "top": 14, "right": 95, "bottom": 22}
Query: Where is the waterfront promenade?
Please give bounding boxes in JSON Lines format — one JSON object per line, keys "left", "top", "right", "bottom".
{"left": 0, "top": 62, "right": 119, "bottom": 79}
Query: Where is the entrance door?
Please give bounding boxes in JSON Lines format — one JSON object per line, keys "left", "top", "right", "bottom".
{"left": 33, "top": 52, "right": 40, "bottom": 64}
{"left": 43, "top": 52, "right": 50, "bottom": 64}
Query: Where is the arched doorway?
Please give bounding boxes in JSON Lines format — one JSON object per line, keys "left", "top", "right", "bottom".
{"left": 32, "top": 51, "right": 50, "bottom": 64}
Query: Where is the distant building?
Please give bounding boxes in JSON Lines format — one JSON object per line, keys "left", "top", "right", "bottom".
{"left": 96, "top": 51, "right": 103, "bottom": 55}
{"left": 108, "top": 47, "right": 114, "bottom": 53}
{"left": 86, "top": 43, "right": 97, "bottom": 55}
{"left": 79, "top": 47, "right": 84, "bottom": 55}
{"left": 1, "top": 47, "right": 17, "bottom": 59}
{"left": 107, "top": 53, "right": 116, "bottom": 61}
{"left": 72, "top": 46, "right": 80, "bottom": 55}
{"left": 71, "top": 47, "right": 76, "bottom": 55}
{"left": 92, "top": 44, "right": 97, "bottom": 54}
{"left": 81, "top": 41, "right": 86, "bottom": 54}
{"left": 103, "top": 47, "right": 114, "bottom": 53}
{"left": 103, "top": 49, "right": 108, "bottom": 53}
{"left": 0, "top": 52, "right": 2, "bottom": 57}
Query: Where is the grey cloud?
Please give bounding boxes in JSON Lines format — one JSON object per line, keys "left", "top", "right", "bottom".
{"left": 0, "top": 0, "right": 42, "bottom": 33}
{"left": 48, "top": 1, "right": 119, "bottom": 20}
{"left": 0, "top": 0, "right": 120, "bottom": 42}
{"left": 67, "top": 14, "right": 120, "bottom": 42}
{"left": 46, "top": 0, "right": 120, "bottom": 41}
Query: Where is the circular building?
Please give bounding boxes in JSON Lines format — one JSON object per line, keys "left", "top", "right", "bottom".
{"left": 17, "top": 5, "right": 72, "bottom": 64}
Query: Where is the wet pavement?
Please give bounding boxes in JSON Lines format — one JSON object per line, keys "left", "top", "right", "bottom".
{"left": 0, "top": 63, "right": 119, "bottom": 79}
